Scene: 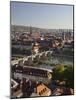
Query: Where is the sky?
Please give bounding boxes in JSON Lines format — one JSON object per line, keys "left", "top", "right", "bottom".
{"left": 10, "top": 1, "right": 73, "bottom": 29}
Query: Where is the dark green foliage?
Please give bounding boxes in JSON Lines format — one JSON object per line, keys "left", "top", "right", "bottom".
{"left": 52, "top": 64, "right": 65, "bottom": 80}
{"left": 63, "top": 65, "right": 74, "bottom": 88}
{"left": 52, "top": 64, "right": 74, "bottom": 88}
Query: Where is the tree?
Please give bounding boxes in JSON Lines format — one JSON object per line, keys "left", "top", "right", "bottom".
{"left": 52, "top": 64, "right": 65, "bottom": 80}
{"left": 52, "top": 64, "right": 74, "bottom": 88}
{"left": 63, "top": 65, "right": 74, "bottom": 88}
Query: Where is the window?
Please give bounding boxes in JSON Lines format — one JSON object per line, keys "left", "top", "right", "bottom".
{"left": 39, "top": 92, "right": 41, "bottom": 95}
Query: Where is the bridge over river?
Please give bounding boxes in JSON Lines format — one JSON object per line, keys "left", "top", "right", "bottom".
{"left": 11, "top": 50, "right": 53, "bottom": 66}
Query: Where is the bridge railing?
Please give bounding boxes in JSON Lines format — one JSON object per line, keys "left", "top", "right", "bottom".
{"left": 11, "top": 50, "right": 53, "bottom": 66}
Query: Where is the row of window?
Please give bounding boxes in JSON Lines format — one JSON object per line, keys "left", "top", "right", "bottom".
{"left": 39, "top": 88, "right": 47, "bottom": 95}
{"left": 12, "top": 66, "right": 51, "bottom": 78}
{"left": 23, "top": 68, "right": 48, "bottom": 78}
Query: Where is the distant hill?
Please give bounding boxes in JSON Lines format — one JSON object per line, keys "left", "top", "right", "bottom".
{"left": 11, "top": 25, "right": 73, "bottom": 34}
{"left": 11, "top": 25, "right": 49, "bottom": 33}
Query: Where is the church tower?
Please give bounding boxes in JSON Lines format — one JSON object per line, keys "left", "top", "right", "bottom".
{"left": 30, "top": 25, "right": 32, "bottom": 36}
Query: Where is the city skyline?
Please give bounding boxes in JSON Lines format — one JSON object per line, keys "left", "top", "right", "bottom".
{"left": 11, "top": 2, "right": 73, "bottom": 29}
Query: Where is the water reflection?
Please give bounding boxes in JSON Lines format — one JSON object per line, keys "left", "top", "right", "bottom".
{"left": 36, "top": 55, "right": 73, "bottom": 70}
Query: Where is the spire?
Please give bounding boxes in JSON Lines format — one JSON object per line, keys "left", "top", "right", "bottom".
{"left": 30, "top": 25, "right": 32, "bottom": 35}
